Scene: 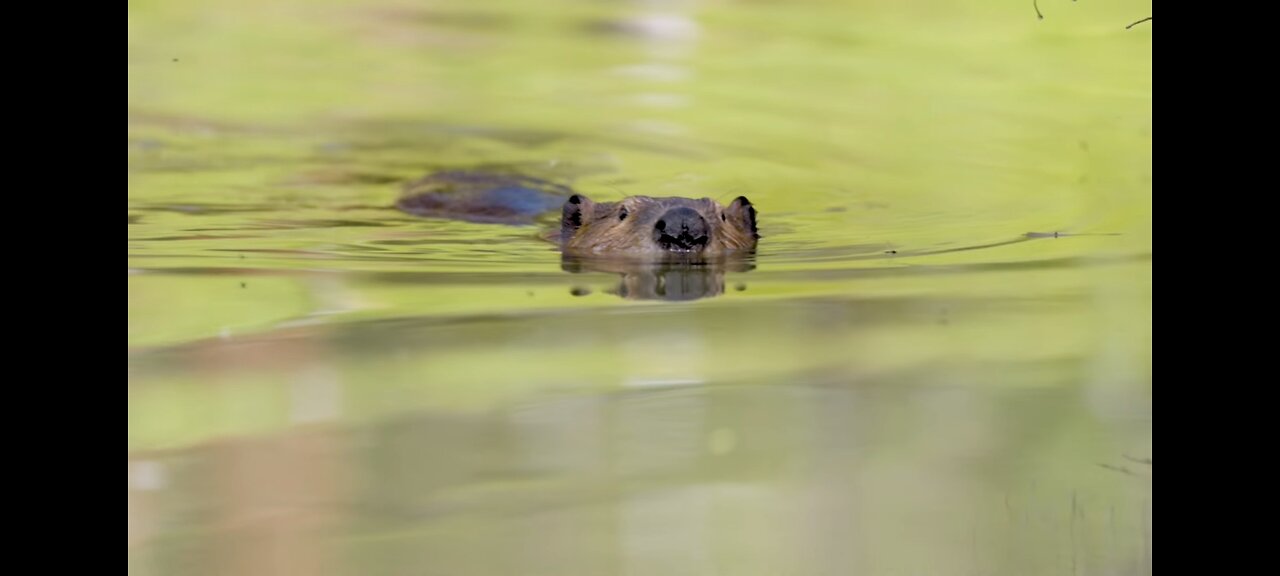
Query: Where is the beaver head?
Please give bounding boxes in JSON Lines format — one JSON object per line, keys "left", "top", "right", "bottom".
{"left": 559, "top": 194, "right": 759, "bottom": 257}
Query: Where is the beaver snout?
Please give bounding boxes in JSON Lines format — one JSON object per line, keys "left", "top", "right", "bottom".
{"left": 653, "top": 206, "right": 709, "bottom": 252}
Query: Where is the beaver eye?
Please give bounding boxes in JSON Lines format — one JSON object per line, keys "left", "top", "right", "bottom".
{"left": 720, "top": 213, "right": 726, "bottom": 222}
{"left": 619, "top": 208, "right": 628, "bottom": 221}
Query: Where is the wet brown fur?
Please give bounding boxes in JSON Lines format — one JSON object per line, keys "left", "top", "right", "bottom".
{"left": 557, "top": 194, "right": 759, "bottom": 257}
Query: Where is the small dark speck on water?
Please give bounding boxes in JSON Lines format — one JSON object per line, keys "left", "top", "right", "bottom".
{"left": 172, "top": 58, "right": 179, "bottom": 62}
{"left": 570, "top": 287, "right": 591, "bottom": 297}
{"left": 884, "top": 250, "right": 897, "bottom": 255}
{"left": 240, "top": 282, "right": 247, "bottom": 289}
{"left": 734, "top": 283, "right": 747, "bottom": 292}
{"left": 526, "top": 291, "right": 535, "bottom": 297}
{"left": 239, "top": 254, "right": 245, "bottom": 259}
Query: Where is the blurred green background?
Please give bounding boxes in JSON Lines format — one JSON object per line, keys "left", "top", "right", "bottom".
{"left": 129, "top": 0, "right": 1151, "bottom": 574}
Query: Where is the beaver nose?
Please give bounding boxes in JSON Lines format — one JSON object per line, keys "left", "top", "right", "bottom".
{"left": 656, "top": 207, "right": 708, "bottom": 237}
{"left": 654, "top": 207, "right": 709, "bottom": 251}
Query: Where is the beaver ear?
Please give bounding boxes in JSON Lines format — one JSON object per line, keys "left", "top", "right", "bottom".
{"left": 727, "top": 196, "right": 759, "bottom": 238}
{"left": 560, "top": 194, "right": 593, "bottom": 243}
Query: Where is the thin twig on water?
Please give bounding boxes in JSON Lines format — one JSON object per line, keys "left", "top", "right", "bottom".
{"left": 1126, "top": 16, "right": 1153, "bottom": 29}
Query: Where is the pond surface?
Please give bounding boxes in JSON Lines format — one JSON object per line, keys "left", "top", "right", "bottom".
{"left": 128, "top": 0, "right": 1152, "bottom": 574}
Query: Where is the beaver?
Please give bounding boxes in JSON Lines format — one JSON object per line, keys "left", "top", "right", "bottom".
{"left": 396, "top": 170, "right": 759, "bottom": 301}
{"left": 558, "top": 193, "right": 758, "bottom": 257}
{"left": 397, "top": 170, "right": 760, "bottom": 259}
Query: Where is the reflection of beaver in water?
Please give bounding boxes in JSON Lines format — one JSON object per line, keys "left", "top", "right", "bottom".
{"left": 397, "top": 171, "right": 759, "bottom": 258}
{"left": 560, "top": 255, "right": 754, "bottom": 301}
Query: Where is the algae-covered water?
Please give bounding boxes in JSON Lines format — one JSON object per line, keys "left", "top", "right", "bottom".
{"left": 128, "top": 1, "right": 1152, "bottom": 574}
